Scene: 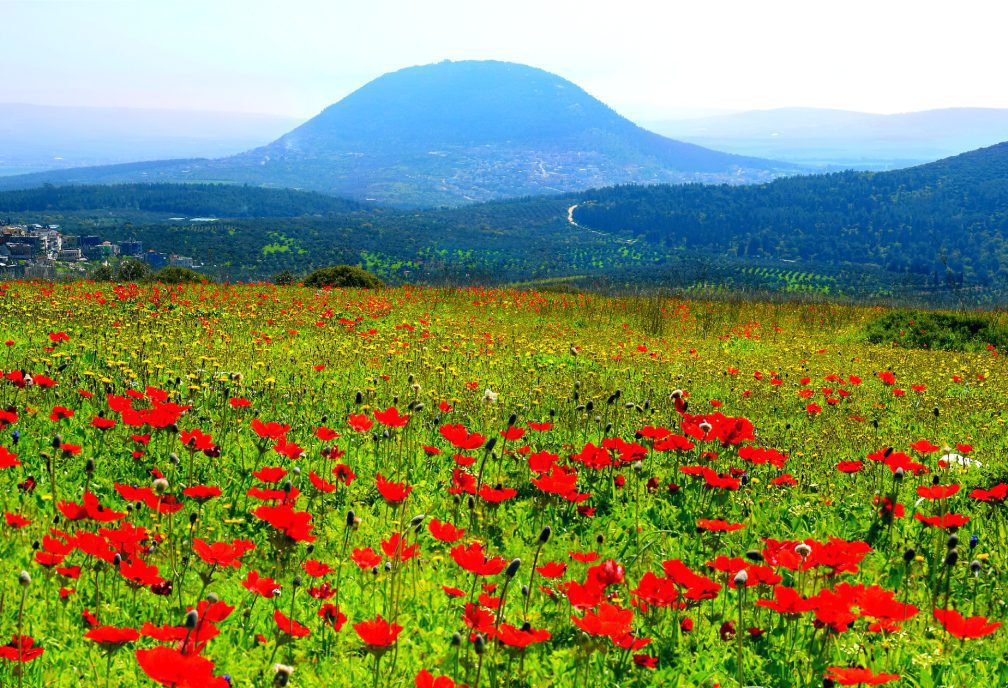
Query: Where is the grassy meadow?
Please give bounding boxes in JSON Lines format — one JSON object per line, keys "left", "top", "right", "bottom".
{"left": 0, "top": 281, "right": 1004, "bottom": 687}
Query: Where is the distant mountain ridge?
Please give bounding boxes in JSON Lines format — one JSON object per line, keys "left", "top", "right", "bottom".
{"left": 0, "top": 103, "right": 299, "bottom": 176}
{"left": 645, "top": 107, "right": 1008, "bottom": 170}
{"left": 0, "top": 60, "right": 796, "bottom": 206}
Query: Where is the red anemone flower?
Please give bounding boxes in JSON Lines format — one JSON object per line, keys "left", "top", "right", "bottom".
{"left": 353, "top": 614, "right": 403, "bottom": 651}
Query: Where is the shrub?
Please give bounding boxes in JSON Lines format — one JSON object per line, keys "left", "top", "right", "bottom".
{"left": 272, "top": 269, "right": 298, "bottom": 286}
{"left": 303, "top": 265, "right": 384, "bottom": 289}
{"left": 117, "top": 258, "right": 152, "bottom": 282}
{"left": 153, "top": 266, "right": 207, "bottom": 284}
{"left": 90, "top": 264, "right": 114, "bottom": 281}
{"left": 863, "top": 309, "right": 1008, "bottom": 353}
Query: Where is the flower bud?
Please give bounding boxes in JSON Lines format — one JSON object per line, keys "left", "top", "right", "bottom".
{"left": 18, "top": 570, "right": 31, "bottom": 587}
{"left": 184, "top": 610, "right": 199, "bottom": 629}
{"left": 733, "top": 569, "right": 748, "bottom": 587}
{"left": 505, "top": 558, "right": 521, "bottom": 579}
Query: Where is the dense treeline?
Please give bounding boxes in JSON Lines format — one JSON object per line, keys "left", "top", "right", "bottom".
{"left": 572, "top": 142, "right": 1008, "bottom": 288}
{"left": 0, "top": 183, "right": 362, "bottom": 217}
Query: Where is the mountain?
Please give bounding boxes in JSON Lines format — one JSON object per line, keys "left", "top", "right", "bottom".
{"left": 0, "top": 61, "right": 796, "bottom": 206}
{"left": 0, "top": 104, "right": 299, "bottom": 176}
{"left": 570, "top": 141, "right": 1008, "bottom": 289}
{"left": 644, "top": 107, "right": 1008, "bottom": 170}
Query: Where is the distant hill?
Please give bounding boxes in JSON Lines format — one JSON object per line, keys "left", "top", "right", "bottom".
{"left": 0, "top": 61, "right": 796, "bottom": 206}
{"left": 571, "top": 141, "right": 1008, "bottom": 288}
{"left": 0, "top": 104, "right": 299, "bottom": 176}
{"left": 644, "top": 107, "right": 1008, "bottom": 170}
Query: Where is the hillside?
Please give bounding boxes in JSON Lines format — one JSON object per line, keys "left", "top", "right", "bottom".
{"left": 571, "top": 142, "right": 1008, "bottom": 288}
{"left": 4, "top": 138, "right": 1008, "bottom": 305}
{"left": 645, "top": 107, "right": 1008, "bottom": 170}
{"left": 0, "top": 61, "right": 795, "bottom": 206}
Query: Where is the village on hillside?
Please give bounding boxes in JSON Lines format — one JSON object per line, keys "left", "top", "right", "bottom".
{"left": 0, "top": 223, "right": 199, "bottom": 278}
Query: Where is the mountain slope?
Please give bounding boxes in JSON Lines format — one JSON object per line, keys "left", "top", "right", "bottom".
{"left": 0, "top": 61, "right": 796, "bottom": 206}
{"left": 645, "top": 107, "right": 1008, "bottom": 170}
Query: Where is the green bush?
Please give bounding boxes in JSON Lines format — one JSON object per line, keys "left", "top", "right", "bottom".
{"left": 272, "top": 269, "right": 298, "bottom": 286}
{"left": 90, "top": 264, "right": 114, "bottom": 281}
{"left": 117, "top": 258, "right": 153, "bottom": 282}
{"left": 303, "top": 265, "right": 384, "bottom": 289}
{"left": 863, "top": 309, "right": 1008, "bottom": 352}
{"left": 152, "top": 266, "right": 207, "bottom": 284}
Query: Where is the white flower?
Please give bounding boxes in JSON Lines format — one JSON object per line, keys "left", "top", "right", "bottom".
{"left": 482, "top": 388, "right": 498, "bottom": 405}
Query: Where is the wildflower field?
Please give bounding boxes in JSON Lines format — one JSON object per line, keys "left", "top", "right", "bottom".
{"left": 0, "top": 281, "right": 1005, "bottom": 688}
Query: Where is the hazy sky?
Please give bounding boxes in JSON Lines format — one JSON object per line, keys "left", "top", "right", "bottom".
{"left": 4, "top": 0, "right": 1007, "bottom": 121}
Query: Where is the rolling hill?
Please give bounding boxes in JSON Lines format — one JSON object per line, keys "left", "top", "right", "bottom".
{"left": 571, "top": 141, "right": 1008, "bottom": 289}
{"left": 0, "top": 61, "right": 796, "bottom": 206}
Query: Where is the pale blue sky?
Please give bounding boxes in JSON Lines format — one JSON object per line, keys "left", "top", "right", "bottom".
{"left": 3, "top": 0, "right": 1006, "bottom": 119}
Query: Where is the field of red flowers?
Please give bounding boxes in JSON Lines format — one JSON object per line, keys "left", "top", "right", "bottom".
{"left": 0, "top": 281, "right": 1004, "bottom": 687}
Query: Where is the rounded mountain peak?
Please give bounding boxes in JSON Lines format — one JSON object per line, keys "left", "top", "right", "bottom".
{"left": 274, "top": 60, "right": 633, "bottom": 153}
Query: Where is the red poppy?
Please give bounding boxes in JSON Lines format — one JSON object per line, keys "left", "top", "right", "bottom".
{"left": 439, "top": 423, "right": 486, "bottom": 450}
{"left": 251, "top": 418, "right": 290, "bottom": 441}
{"left": 916, "top": 484, "right": 960, "bottom": 500}
{"left": 571, "top": 602, "right": 634, "bottom": 639}
{"left": 913, "top": 512, "right": 969, "bottom": 529}
{"left": 910, "top": 439, "right": 940, "bottom": 454}
{"left": 824, "top": 667, "right": 900, "bottom": 685}
{"left": 0, "top": 447, "right": 20, "bottom": 469}
{"left": 347, "top": 414, "right": 374, "bottom": 432}
{"left": 315, "top": 426, "right": 340, "bottom": 441}
{"left": 450, "top": 541, "right": 506, "bottom": 576}
{"left": 536, "top": 561, "right": 567, "bottom": 579}
{"left": 303, "top": 559, "right": 334, "bottom": 577}
{"left": 970, "top": 483, "right": 1008, "bottom": 502}
{"left": 478, "top": 484, "right": 517, "bottom": 503}
{"left": 84, "top": 625, "right": 140, "bottom": 648}
{"left": 351, "top": 547, "right": 382, "bottom": 570}
{"left": 428, "top": 518, "right": 466, "bottom": 543}
{"left": 274, "top": 610, "right": 311, "bottom": 638}
{"left": 182, "top": 485, "right": 222, "bottom": 502}
{"left": 0, "top": 635, "right": 44, "bottom": 663}
{"left": 243, "top": 570, "right": 281, "bottom": 598}
{"left": 697, "top": 518, "right": 745, "bottom": 532}
{"left": 192, "top": 538, "right": 255, "bottom": 568}
{"left": 353, "top": 614, "right": 403, "bottom": 650}
{"left": 318, "top": 603, "right": 347, "bottom": 630}
{"left": 381, "top": 532, "right": 419, "bottom": 563}
{"left": 415, "top": 669, "right": 457, "bottom": 688}
{"left": 496, "top": 622, "right": 551, "bottom": 648}
{"left": 375, "top": 472, "right": 412, "bottom": 503}
{"left": 933, "top": 607, "right": 1001, "bottom": 639}
{"left": 374, "top": 406, "right": 410, "bottom": 428}
{"left": 135, "top": 646, "right": 228, "bottom": 687}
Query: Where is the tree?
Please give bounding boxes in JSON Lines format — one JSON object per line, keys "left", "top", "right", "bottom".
{"left": 90, "top": 263, "right": 114, "bottom": 281}
{"left": 272, "top": 269, "right": 297, "bottom": 286}
{"left": 303, "top": 265, "right": 384, "bottom": 289}
{"left": 152, "top": 266, "right": 207, "bottom": 284}
{"left": 117, "top": 258, "right": 152, "bottom": 282}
